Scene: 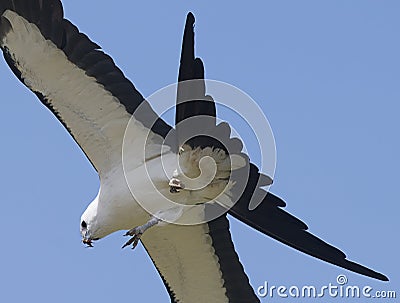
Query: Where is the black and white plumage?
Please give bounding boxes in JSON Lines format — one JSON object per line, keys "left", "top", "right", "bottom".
{"left": 0, "top": 1, "right": 388, "bottom": 303}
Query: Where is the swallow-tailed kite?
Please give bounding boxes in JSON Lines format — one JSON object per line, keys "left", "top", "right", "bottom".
{"left": 0, "top": 1, "right": 387, "bottom": 303}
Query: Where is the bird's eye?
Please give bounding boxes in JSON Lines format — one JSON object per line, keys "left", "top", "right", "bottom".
{"left": 81, "top": 221, "right": 87, "bottom": 229}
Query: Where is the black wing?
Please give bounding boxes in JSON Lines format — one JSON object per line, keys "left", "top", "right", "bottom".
{"left": 174, "top": 13, "right": 388, "bottom": 282}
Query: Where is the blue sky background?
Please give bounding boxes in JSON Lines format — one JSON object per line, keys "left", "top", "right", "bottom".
{"left": 0, "top": 1, "right": 398, "bottom": 302}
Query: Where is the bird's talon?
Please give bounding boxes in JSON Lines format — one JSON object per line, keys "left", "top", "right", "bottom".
{"left": 131, "top": 240, "right": 140, "bottom": 250}
{"left": 122, "top": 228, "right": 143, "bottom": 249}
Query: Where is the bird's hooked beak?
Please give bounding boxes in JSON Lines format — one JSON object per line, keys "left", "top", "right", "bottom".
{"left": 82, "top": 231, "right": 99, "bottom": 248}
{"left": 82, "top": 237, "right": 94, "bottom": 248}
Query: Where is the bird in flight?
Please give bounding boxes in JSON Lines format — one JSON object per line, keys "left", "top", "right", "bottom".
{"left": 0, "top": 1, "right": 387, "bottom": 302}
